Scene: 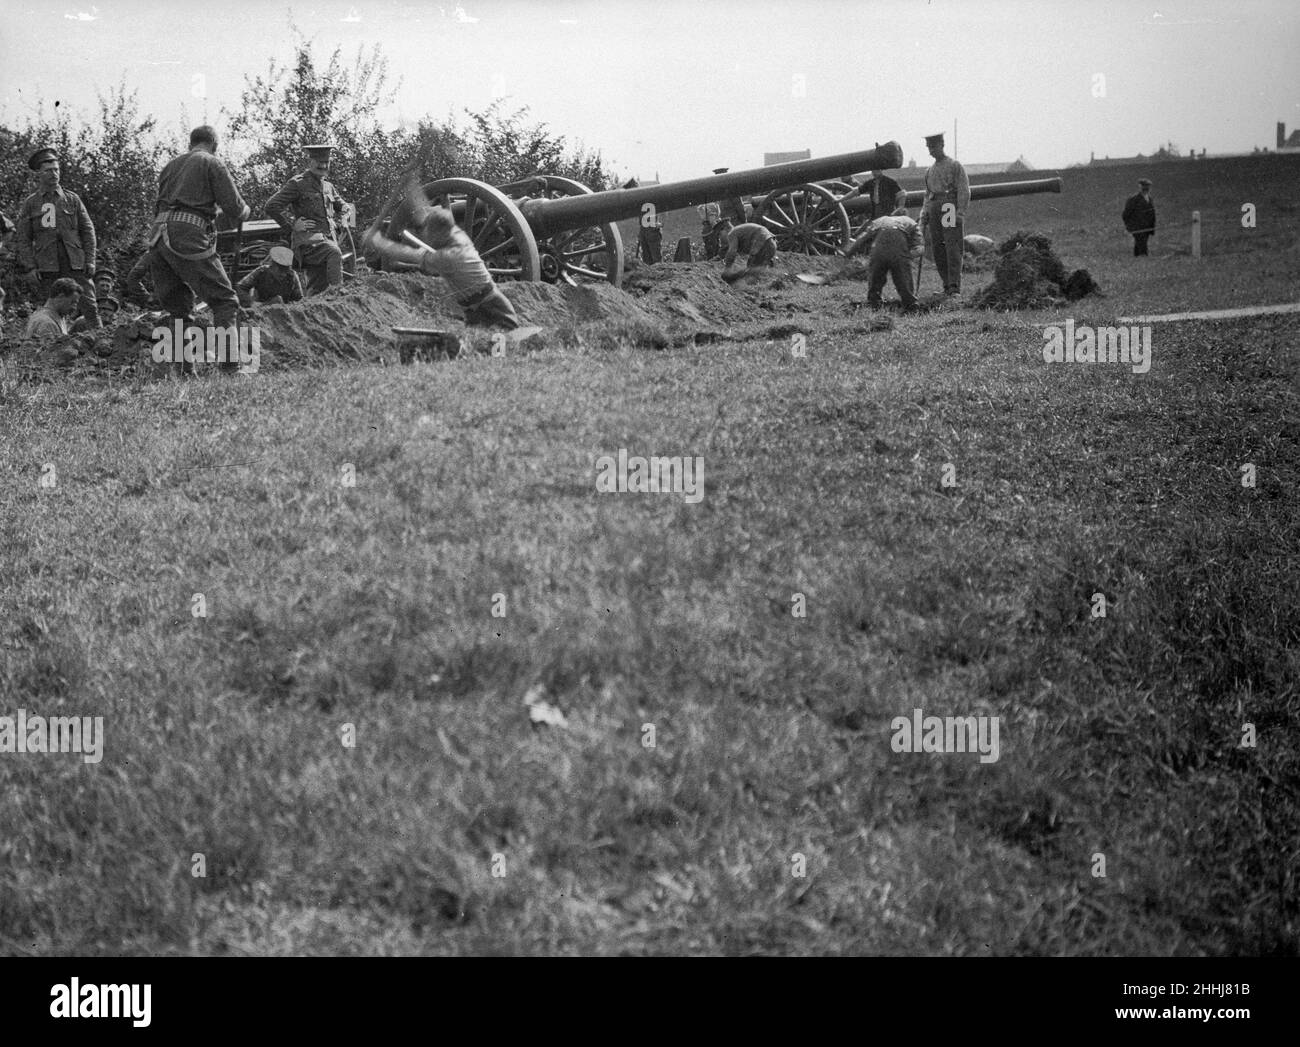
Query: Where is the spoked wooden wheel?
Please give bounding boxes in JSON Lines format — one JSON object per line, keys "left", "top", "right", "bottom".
{"left": 757, "top": 182, "right": 851, "bottom": 255}
{"left": 389, "top": 177, "right": 541, "bottom": 282}
{"left": 821, "top": 179, "right": 871, "bottom": 239}
{"left": 519, "top": 175, "right": 624, "bottom": 287}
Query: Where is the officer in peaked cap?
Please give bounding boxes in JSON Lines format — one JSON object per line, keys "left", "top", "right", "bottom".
{"left": 920, "top": 130, "right": 970, "bottom": 298}
{"left": 264, "top": 142, "right": 347, "bottom": 295}
{"left": 14, "top": 145, "right": 101, "bottom": 327}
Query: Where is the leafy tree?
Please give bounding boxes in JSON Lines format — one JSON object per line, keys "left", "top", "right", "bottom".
{"left": 223, "top": 26, "right": 407, "bottom": 220}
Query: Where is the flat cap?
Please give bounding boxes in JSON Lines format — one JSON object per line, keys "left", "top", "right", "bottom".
{"left": 267, "top": 245, "right": 295, "bottom": 266}
{"left": 1137, "top": 177, "right": 1152, "bottom": 187}
{"left": 93, "top": 265, "right": 117, "bottom": 280}
{"left": 28, "top": 147, "right": 58, "bottom": 170}
{"left": 303, "top": 143, "right": 335, "bottom": 155}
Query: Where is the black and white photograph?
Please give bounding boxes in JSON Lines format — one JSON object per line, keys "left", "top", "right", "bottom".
{"left": 0, "top": 0, "right": 1295, "bottom": 1022}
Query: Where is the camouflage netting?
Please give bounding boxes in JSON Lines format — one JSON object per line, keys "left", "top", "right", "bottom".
{"left": 971, "top": 230, "right": 1101, "bottom": 310}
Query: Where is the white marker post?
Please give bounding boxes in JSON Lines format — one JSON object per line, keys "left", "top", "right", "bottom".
{"left": 1191, "top": 210, "right": 1202, "bottom": 260}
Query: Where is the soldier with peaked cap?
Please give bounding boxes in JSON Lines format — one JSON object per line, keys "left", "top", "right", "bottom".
{"left": 919, "top": 131, "right": 970, "bottom": 297}
{"left": 1122, "top": 178, "right": 1156, "bottom": 256}
{"left": 13, "top": 147, "right": 102, "bottom": 328}
{"left": 237, "top": 244, "right": 304, "bottom": 306}
{"left": 265, "top": 143, "right": 346, "bottom": 296}
{"left": 148, "top": 124, "right": 250, "bottom": 370}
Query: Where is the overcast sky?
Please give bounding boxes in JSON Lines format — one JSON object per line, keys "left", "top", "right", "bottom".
{"left": 1, "top": 0, "right": 1297, "bottom": 181}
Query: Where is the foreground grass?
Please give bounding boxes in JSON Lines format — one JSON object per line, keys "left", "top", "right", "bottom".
{"left": 0, "top": 307, "right": 1297, "bottom": 955}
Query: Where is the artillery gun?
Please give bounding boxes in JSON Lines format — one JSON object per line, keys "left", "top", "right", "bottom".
{"left": 383, "top": 142, "right": 907, "bottom": 289}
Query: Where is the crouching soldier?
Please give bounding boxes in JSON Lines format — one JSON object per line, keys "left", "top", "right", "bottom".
{"left": 839, "top": 208, "right": 922, "bottom": 311}
{"left": 719, "top": 219, "right": 777, "bottom": 281}
{"left": 237, "top": 245, "right": 304, "bottom": 306}
{"left": 363, "top": 203, "right": 519, "bottom": 329}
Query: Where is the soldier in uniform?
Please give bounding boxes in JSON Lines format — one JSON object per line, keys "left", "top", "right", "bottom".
{"left": 363, "top": 201, "right": 519, "bottom": 330}
{"left": 839, "top": 209, "right": 923, "bottom": 311}
{"left": 13, "top": 148, "right": 101, "bottom": 328}
{"left": 719, "top": 219, "right": 777, "bottom": 280}
{"left": 1122, "top": 178, "right": 1156, "bottom": 256}
{"left": 697, "top": 199, "right": 723, "bottom": 259}
{"left": 148, "top": 125, "right": 250, "bottom": 370}
{"left": 265, "top": 143, "right": 346, "bottom": 296}
{"left": 919, "top": 132, "right": 970, "bottom": 297}
{"left": 841, "top": 168, "right": 907, "bottom": 221}
{"left": 93, "top": 267, "right": 122, "bottom": 323}
{"left": 237, "top": 245, "right": 304, "bottom": 306}
{"left": 23, "top": 276, "right": 82, "bottom": 343}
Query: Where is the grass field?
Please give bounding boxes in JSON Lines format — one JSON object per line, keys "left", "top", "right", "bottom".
{"left": 1, "top": 152, "right": 1297, "bottom": 956}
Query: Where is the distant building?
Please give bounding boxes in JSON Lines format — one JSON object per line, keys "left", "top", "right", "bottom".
{"left": 1279, "top": 123, "right": 1300, "bottom": 150}
{"left": 961, "top": 155, "right": 1035, "bottom": 176}
{"left": 764, "top": 150, "right": 811, "bottom": 166}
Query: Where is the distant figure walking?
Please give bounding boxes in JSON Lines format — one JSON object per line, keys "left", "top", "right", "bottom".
{"left": 1122, "top": 178, "right": 1156, "bottom": 257}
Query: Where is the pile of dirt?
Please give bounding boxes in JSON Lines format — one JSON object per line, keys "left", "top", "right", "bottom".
{"left": 2, "top": 255, "right": 847, "bottom": 380}
{"left": 970, "top": 230, "right": 1101, "bottom": 310}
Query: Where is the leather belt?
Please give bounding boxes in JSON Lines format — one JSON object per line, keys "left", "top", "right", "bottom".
{"left": 159, "top": 210, "right": 211, "bottom": 228}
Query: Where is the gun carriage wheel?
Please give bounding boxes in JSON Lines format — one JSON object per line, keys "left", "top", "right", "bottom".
{"left": 390, "top": 177, "right": 541, "bottom": 282}
{"left": 756, "top": 183, "right": 851, "bottom": 255}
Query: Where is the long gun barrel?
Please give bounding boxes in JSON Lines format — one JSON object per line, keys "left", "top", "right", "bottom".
{"left": 842, "top": 176, "right": 1063, "bottom": 216}
{"left": 517, "top": 142, "right": 905, "bottom": 238}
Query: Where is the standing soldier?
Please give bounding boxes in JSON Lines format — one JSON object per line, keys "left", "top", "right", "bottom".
{"left": 149, "top": 125, "right": 250, "bottom": 371}
{"left": 1122, "top": 178, "right": 1156, "bottom": 256}
{"left": 842, "top": 168, "right": 907, "bottom": 221}
{"left": 265, "top": 143, "right": 346, "bottom": 296}
{"left": 13, "top": 148, "right": 101, "bottom": 328}
{"left": 697, "top": 199, "right": 723, "bottom": 259}
{"left": 919, "top": 132, "right": 970, "bottom": 298}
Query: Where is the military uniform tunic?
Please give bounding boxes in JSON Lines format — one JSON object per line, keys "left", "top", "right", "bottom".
{"left": 265, "top": 170, "right": 345, "bottom": 295}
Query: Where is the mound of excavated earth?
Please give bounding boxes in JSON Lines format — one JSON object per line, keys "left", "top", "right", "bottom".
{"left": 0, "top": 254, "right": 873, "bottom": 380}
